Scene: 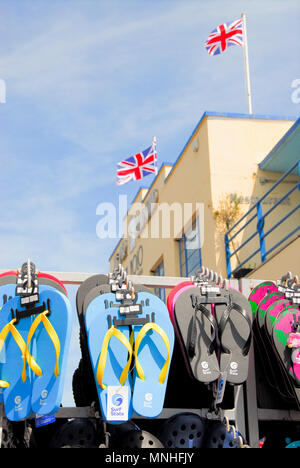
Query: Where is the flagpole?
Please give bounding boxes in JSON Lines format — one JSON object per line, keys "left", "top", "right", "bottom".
{"left": 153, "top": 135, "right": 158, "bottom": 175}
{"left": 241, "top": 12, "right": 253, "bottom": 114}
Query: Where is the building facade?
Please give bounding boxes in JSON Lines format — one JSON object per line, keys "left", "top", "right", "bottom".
{"left": 109, "top": 111, "right": 299, "bottom": 286}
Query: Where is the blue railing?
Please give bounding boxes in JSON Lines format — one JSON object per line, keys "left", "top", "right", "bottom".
{"left": 225, "top": 160, "right": 300, "bottom": 278}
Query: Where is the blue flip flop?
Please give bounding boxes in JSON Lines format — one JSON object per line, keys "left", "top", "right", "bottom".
{"left": 0, "top": 283, "right": 18, "bottom": 403}
{"left": 85, "top": 292, "right": 134, "bottom": 422}
{"left": 131, "top": 292, "right": 175, "bottom": 418}
{"left": 28, "top": 289, "right": 73, "bottom": 415}
{"left": 0, "top": 295, "right": 42, "bottom": 421}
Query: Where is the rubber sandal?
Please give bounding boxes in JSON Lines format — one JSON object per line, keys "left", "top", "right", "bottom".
{"left": 84, "top": 291, "right": 134, "bottom": 422}
{"left": 258, "top": 296, "right": 296, "bottom": 400}
{"left": 173, "top": 286, "right": 220, "bottom": 384}
{"left": 37, "top": 272, "right": 68, "bottom": 296}
{"left": 0, "top": 296, "right": 42, "bottom": 421}
{"left": 167, "top": 281, "right": 194, "bottom": 317}
{"left": 76, "top": 274, "right": 109, "bottom": 326}
{"left": 28, "top": 289, "right": 73, "bottom": 415}
{"left": 168, "top": 283, "right": 195, "bottom": 328}
{"left": 272, "top": 308, "right": 300, "bottom": 401}
{"left": 0, "top": 271, "right": 17, "bottom": 278}
{"left": 248, "top": 281, "right": 278, "bottom": 319}
{"left": 76, "top": 282, "right": 151, "bottom": 412}
{"left": 0, "top": 271, "right": 67, "bottom": 296}
{"left": 215, "top": 288, "right": 252, "bottom": 385}
{"left": 131, "top": 291, "right": 174, "bottom": 418}
{"left": 257, "top": 291, "right": 285, "bottom": 330}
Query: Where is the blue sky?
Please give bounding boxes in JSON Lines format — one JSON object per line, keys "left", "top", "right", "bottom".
{"left": 0, "top": 0, "right": 299, "bottom": 406}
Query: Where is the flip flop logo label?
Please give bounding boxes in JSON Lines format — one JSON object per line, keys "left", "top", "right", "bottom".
{"left": 144, "top": 393, "right": 153, "bottom": 408}
{"left": 112, "top": 394, "right": 123, "bottom": 407}
{"left": 39, "top": 389, "right": 48, "bottom": 406}
{"left": 14, "top": 395, "right": 23, "bottom": 411}
{"left": 201, "top": 361, "right": 211, "bottom": 374}
{"left": 230, "top": 362, "right": 239, "bottom": 376}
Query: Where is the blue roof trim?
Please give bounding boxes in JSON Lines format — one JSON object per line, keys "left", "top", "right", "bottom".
{"left": 259, "top": 117, "right": 300, "bottom": 169}
{"left": 164, "top": 111, "right": 297, "bottom": 185}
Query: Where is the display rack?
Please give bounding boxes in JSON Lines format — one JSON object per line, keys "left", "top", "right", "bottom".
{"left": 0, "top": 270, "right": 299, "bottom": 449}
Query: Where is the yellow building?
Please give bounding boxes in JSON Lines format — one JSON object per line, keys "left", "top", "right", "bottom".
{"left": 109, "top": 111, "right": 300, "bottom": 293}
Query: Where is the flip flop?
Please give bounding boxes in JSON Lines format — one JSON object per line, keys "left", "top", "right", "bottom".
{"left": 0, "top": 283, "right": 19, "bottom": 403}
{"left": 167, "top": 281, "right": 193, "bottom": 316}
{"left": 272, "top": 308, "right": 300, "bottom": 403}
{"left": 37, "top": 273, "right": 68, "bottom": 296}
{"left": 0, "top": 275, "right": 18, "bottom": 287}
{"left": 215, "top": 288, "right": 252, "bottom": 385}
{"left": 0, "top": 271, "right": 17, "bottom": 278}
{"left": 0, "top": 296, "right": 42, "bottom": 421}
{"left": 28, "top": 289, "right": 73, "bottom": 415}
{"left": 265, "top": 299, "right": 293, "bottom": 337}
{"left": 168, "top": 283, "right": 195, "bottom": 326}
{"left": 76, "top": 274, "right": 109, "bottom": 326}
{"left": 0, "top": 271, "right": 67, "bottom": 296}
{"left": 257, "top": 295, "right": 295, "bottom": 400}
{"left": 76, "top": 283, "right": 151, "bottom": 410}
{"left": 131, "top": 291, "right": 174, "bottom": 418}
{"left": 84, "top": 292, "right": 134, "bottom": 422}
{"left": 173, "top": 286, "right": 220, "bottom": 384}
{"left": 257, "top": 291, "right": 285, "bottom": 330}
{"left": 248, "top": 281, "right": 278, "bottom": 319}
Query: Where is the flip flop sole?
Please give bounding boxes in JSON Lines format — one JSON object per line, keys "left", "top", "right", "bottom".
{"left": 215, "top": 288, "right": 252, "bottom": 385}
{"left": 257, "top": 291, "right": 285, "bottom": 330}
{"left": 248, "top": 281, "right": 278, "bottom": 319}
{"left": 173, "top": 286, "right": 220, "bottom": 384}
{"left": 167, "top": 281, "right": 193, "bottom": 316}
{"left": 0, "top": 296, "right": 33, "bottom": 421}
{"left": 37, "top": 273, "right": 68, "bottom": 296}
{"left": 77, "top": 283, "right": 151, "bottom": 411}
{"left": 85, "top": 292, "right": 133, "bottom": 422}
{"left": 261, "top": 300, "right": 296, "bottom": 399}
{"left": 131, "top": 292, "right": 175, "bottom": 418}
{"left": 76, "top": 274, "right": 109, "bottom": 323}
{"left": 272, "top": 308, "right": 300, "bottom": 386}
{"left": 30, "top": 289, "right": 73, "bottom": 415}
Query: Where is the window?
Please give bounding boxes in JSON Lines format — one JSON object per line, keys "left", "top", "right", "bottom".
{"left": 152, "top": 259, "right": 166, "bottom": 303}
{"left": 178, "top": 217, "right": 202, "bottom": 277}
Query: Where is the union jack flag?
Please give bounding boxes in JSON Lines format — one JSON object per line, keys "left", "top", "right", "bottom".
{"left": 117, "top": 139, "right": 157, "bottom": 186}
{"left": 205, "top": 18, "right": 244, "bottom": 56}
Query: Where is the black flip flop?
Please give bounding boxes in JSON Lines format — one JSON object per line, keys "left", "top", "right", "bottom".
{"left": 215, "top": 288, "right": 252, "bottom": 385}
{"left": 173, "top": 286, "right": 220, "bottom": 384}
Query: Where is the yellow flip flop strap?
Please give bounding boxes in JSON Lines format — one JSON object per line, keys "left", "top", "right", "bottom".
{"left": 0, "top": 319, "right": 41, "bottom": 385}
{"left": 134, "top": 322, "right": 171, "bottom": 385}
{"left": 24, "top": 310, "right": 61, "bottom": 379}
{"left": 96, "top": 326, "right": 133, "bottom": 390}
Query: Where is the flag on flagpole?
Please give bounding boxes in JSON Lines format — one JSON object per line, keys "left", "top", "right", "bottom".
{"left": 117, "top": 138, "right": 157, "bottom": 186}
{"left": 205, "top": 18, "right": 243, "bottom": 56}
{"left": 205, "top": 14, "right": 253, "bottom": 114}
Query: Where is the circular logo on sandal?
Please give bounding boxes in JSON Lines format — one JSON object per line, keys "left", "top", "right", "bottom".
{"left": 14, "top": 396, "right": 21, "bottom": 405}
{"left": 145, "top": 393, "right": 153, "bottom": 402}
{"left": 112, "top": 394, "right": 123, "bottom": 407}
